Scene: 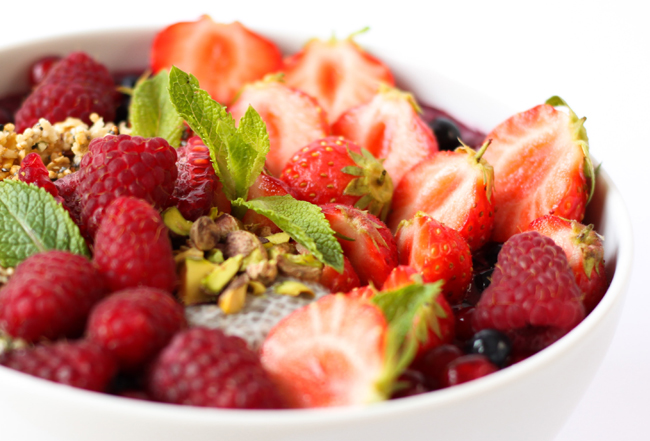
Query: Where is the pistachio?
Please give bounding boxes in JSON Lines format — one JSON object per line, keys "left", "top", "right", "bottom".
{"left": 248, "top": 280, "right": 267, "bottom": 296}
{"left": 265, "top": 232, "right": 291, "bottom": 244}
{"left": 213, "top": 213, "right": 243, "bottom": 237}
{"left": 246, "top": 258, "right": 278, "bottom": 285}
{"left": 162, "top": 207, "right": 193, "bottom": 236}
{"left": 206, "top": 248, "right": 225, "bottom": 264}
{"left": 178, "top": 258, "right": 218, "bottom": 305}
{"left": 218, "top": 274, "right": 250, "bottom": 314}
{"left": 225, "top": 230, "right": 268, "bottom": 260}
{"left": 276, "top": 253, "right": 323, "bottom": 282}
{"left": 268, "top": 242, "right": 296, "bottom": 259}
{"left": 274, "top": 280, "right": 315, "bottom": 298}
{"left": 189, "top": 216, "right": 221, "bottom": 251}
{"left": 173, "top": 246, "right": 204, "bottom": 266}
{"left": 202, "top": 255, "right": 244, "bottom": 294}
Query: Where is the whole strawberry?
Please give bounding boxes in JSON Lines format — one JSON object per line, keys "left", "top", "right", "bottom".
{"left": 76, "top": 134, "right": 177, "bottom": 238}
{"left": 147, "top": 327, "right": 284, "bottom": 409}
{"left": 86, "top": 287, "right": 186, "bottom": 372}
{"left": 171, "top": 136, "right": 230, "bottom": 221}
{"left": 0, "top": 340, "right": 117, "bottom": 392}
{"left": 318, "top": 256, "right": 360, "bottom": 294}
{"left": 15, "top": 52, "right": 119, "bottom": 132}
{"left": 281, "top": 136, "right": 394, "bottom": 220}
{"left": 0, "top": 251, "right": 108, "bottom": 342}
{"left": 395, "top": 212, "right": 473, "bottom": 304}
{"left": 527, "top": 215, "right": 608, "bottom": 314}
{"left": 472, "top": 231, "right": 585, "bottom": 354}
{"left": 93, "top": 197, "right": 177, "bottom": 293}
{"left": 388, "top": 140, "right": 495, "bottom": 251}
{"left": 320, "top": 203, "right": 398, "bottom": 287}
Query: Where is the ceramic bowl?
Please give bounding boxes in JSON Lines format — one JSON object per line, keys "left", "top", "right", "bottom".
{"left": 0, "top": 26, "right": 633, "bottom": 441}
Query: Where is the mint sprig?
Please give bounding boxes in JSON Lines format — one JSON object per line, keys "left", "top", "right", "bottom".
{"left": 232, "top": 195, "right": 344, "bottom": 272}
{"left": 129, "top": 70, "right": 184, "bottom": 147}
{"left": 168, "top": 67, "right": 269, "bottom": 202}
{"left": 0, "top": 181, "right": 89, "bottom": 267}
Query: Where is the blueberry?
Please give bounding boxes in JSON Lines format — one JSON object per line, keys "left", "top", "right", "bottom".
{"left": 429, "top": 117, "right": 462, "bottom": 151}
{"left": 466, "top": 329, "right": 512, "bottom": 368}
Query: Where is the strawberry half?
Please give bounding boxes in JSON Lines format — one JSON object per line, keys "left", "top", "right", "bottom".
{"left": 395, "top": 212, "right": 473, "bottom": 304}
{"left": 319, "top": 255, "right": 360, "bottom": 294}
{"left": 388, "top": 140, "right": 495, "bottom": 251}
{"left": 151, "top": 16, "right": 283, "bottom": 105}
{"left": 282, "top": 34, "right": 395, "bottom": 122}
{"left": 242, "top": 172, "right": 295, "bottom": 234}
{"left": 527, "top": 215, "right": 608, "bottom": 314}
{"left": 228, "top": 75, "right": 329, "bottom": 176}
{"left": 281, "top": 136, "right": 394, "bottom": 220}
{"left": 482, "top": 96, "right": 595, "bottom": 242}
{"left": 332, "top": 85, "right": 439, "bottom": 186}
{"left": 320, "top": 204, "right": 398, "bottom": 287}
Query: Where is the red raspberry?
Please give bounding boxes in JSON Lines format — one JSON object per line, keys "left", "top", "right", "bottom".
{"left": 0, "top": 251, "right": 109, "bottom": 342}
{"left": 171, "top": 136, "right": 230, "bottom": 221}
{"left": 76, "top": 134, "right": 177, "bottom": 238}
{"left": 472, "top": 231, "right": 585, "bottom": 353}
{"left": 93, "top": 197, "right": 177, "bottom": 293}
{"left": 18, "top": 152, "right": 61, "bottom": 201}
{"left": 28, "top": 55, "right": 61, "bottom": 87}
{"left": 86, "top": 287, "right": 186, "bottom": 372}
{"left": 15, "top": 52, "right": 119, "bottom": 132}
{"left": 0, "top": 340, "right": 117, "bottom": 392}
{"left": 441, "top": 354, "right": 498, "bottom": 387}
{"left": 54, "top": 171, "right": 82, "bottom": 224}
{"left": 147, "top": 327, "right": 285, "bottom": 409}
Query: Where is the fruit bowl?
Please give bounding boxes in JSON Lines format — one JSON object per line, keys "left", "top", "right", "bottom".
{"left": 0, "top": 26, "right": 633, "bottom": 441}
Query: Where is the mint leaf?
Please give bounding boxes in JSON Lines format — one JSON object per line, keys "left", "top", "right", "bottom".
{"left": 168, "top": 67, "right": 268, "bottom": 201}
{"left": 231, "top": 195, "right": 344, "bottom": 272}
{"left": 130, "top": 70, "right": 184, "bottom": 147}
{"left": 0, "top": 181, "right": 90, "bottom": 267}
{"left": 371, "top": 282, "right": 443, "bottom": 395}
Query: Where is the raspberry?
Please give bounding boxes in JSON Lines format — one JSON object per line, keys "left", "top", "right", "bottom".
{"left": 15, "top": 52, "right": 119, "bottom": 132}
{"left": 0, "top": 340, "right": 117, "bottom": 392}
{"left": 441, "top": 354, "right": 498, "bottom": 387}
{"left": 0, "top": 251, "right": 109, "bottom": 342}
{"left": 18, "top": 152, "right": 61, "bottom": 201}
{"left": 93, "top": 197, "right": 177, "bottom": 293}
{"left": 147, "top": 327, "right": 285, "bottom": 409}
{"left": 54, "top": 171, "right": 82, "bottom": 225}
{"left": 171, "top": 136, "right": 230, "bottom": 221}
{"left": 472, "top": 231, "right": 585, "bottom": 353}
{"left": 86, "top": 287, "right": 186, "bottom": 372}
{"left": 76, "top": 134, "right": 177, "bottom": 237}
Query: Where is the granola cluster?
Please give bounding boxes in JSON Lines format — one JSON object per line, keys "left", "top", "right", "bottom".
{"left": 0, "top": 114, "right": 125, "bottom": 181}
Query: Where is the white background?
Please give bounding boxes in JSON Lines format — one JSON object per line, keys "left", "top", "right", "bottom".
{"left": 2, "top": 0, "right": 649, "bottom": 439}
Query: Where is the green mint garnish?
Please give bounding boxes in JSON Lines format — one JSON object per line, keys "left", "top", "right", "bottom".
{"left": 0, "top": 181, "right": 90, "bottom": 267}
{"left": 168, "top": 66, "right": 269, "bottom": 202}
{"left": 370, "top": 281, "right": 443, "bottom": 396}
{"left": 129, "top": 70, "right": 184, "bottom": 147}
{"left": 231, "top": 195, "right": 344, "bottom": 272}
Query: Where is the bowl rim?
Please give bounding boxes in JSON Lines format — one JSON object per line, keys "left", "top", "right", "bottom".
{"left": 0, "top": 25, "right": 635, "bottom": 427}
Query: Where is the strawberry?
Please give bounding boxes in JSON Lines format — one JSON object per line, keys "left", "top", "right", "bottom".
{"left": 472, "top": 231, "right": 585, "bottom": 354}
{"left": 526, "top": 215, "right": 608, "bottom": 314}
{"left": 388, "top": 140, "right": 495, "bottom": 251}
{"left": 395, "top": 212, "right": 472, "bottom": 304}
{"left": 318, "top": 255, "right": 360, "bottom": 294}
{"left": 346, "top": 284, "right": 379, "bottom": 300}
{"left": 332, "top": 85, "right": 438, "bottom": 186}
{"left": 282, "top": 34, "right": 394, "bottom": 122}
{"left": 481, "top": 96, "right": 595, "bottom": 242}
{"left": 228, "top": 75, "right": 329, "bottom": 176}
{"left": 260, "top": 294, "right": 388, "bottom": 407}
{"left": 382, "top": 266, "right": 455, "bottom": 358}
{"left": 320, "top": 203, "right": 398, "bottom": 287}
{"left": 241, "top": 172, "right": 295, "bottom": 234}
{"left": 281, "top": 136, "right": 394, "bottom": 220}
{"left": 151, "top": 15, "right": 283, "bottom": 105}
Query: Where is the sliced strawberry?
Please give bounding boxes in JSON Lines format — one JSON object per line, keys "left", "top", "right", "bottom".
{"left": 320, "top": 204, "right": 398, "bottom": 287}
{"left": 282, "top": 35, "right": 394, "bottom": 122}
{"left": 261, "top": 294, "right": 388, "bottom": 408}
{"left": 229, "top": 75, "right": 329, "bottom": 176}
{"left": 332, "top": 85, "right": 438, "bottom": 186}
{"left": 395, "top": 212, "right": 472, "bottom": 304}
{"left": 242, "top": 172, "right": 294, "bottom": 233}
{"left": 151, "top": 16, "right": 283, "bottom": 105}
{"left": 482, "top": 97, "right": 595, "bottom": 242}
{"left": 382, "top": 266, "right": 455, "bottom": 358}
{"left": 346, "top": 284, "right": 379, "bottom": 300}
{"left": 388, "top": 140, "right": 495, "bottom": 250}
{"left": 527, "top": 215, "right": 608, "bottom": 314}
{"left": 280, "top": 136, "right": 393, "bottom": 220}
{"left": 319, "top": 255, "right": 360, "bottom": 293}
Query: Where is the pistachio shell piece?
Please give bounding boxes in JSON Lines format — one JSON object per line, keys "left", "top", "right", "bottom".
{"left": 246, "top": 258, "right": 278, "bottom": 286}
{"left": 225, "top": 230, "right": 268, "bottom": 260}
{"left": 190, "top": 216, "right": 222, "bottom": 251}
{"left": 276, "top": 254, "right": 323, "bottom": 282}
{"left": 274, "top": 280, "right": 315, "bottom": 298}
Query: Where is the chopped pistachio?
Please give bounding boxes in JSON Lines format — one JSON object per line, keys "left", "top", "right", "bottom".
{"left": 225, "top": 230, "right": 268, "bottom": 260}
{"left": 265, "top": 232, "right": 291, "bottom": 244}
{"left": 218, "top": 275, "right": 249, "bottom": 314}
{"left": 248, "top": 280, "right": 267, "bottom": 296}
{"left": 206, "top": 248, "right": 224, "bottom": 264}
{"left": 276, "top": 253, "right": 323, "bottom": 282}
{"left": 162, "top": 207, "right": 193, "bottom": 236}
{"left": 274, "top": 280, "right": 315, "bottom": 298}
{"left": 213, "top": 213, "right": 243, "bottom": 237}
{"left": 178, "top": 258, "right": 218, "bottom": 305}
{"left": 173, "top": 247, "right": 205, "bottom": 266}
{"left": 246, "top": 258, "right": 278, "bottom": 285}
{"left": 268, "top": 242, "right": 296, "bottom": 259}
{"left": 202, "top": 254, "right": 244, "bottom": 294}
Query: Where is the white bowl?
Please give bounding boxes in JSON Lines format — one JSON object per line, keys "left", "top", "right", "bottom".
{"left": 0, "top": 26, "right": 633, "bottom": 441}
